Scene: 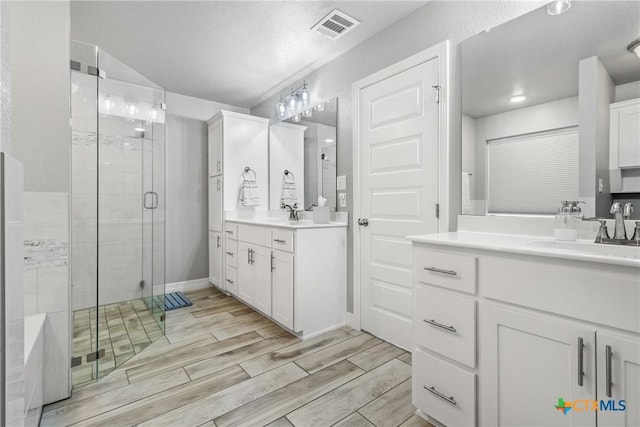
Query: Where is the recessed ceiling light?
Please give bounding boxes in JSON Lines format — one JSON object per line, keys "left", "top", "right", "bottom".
{"left": 628, "top": 38, "right": 640, "bottom": 58}
{"left": 510, "top": 95, "right": 527, "bottom": 103}
{"left": 547, "top": 0, "right": 571, "bottom": 16}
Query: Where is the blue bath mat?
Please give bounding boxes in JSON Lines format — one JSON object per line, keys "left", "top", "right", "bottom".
{"left": 163, "top": 292, "right": 193, "bottom": 311}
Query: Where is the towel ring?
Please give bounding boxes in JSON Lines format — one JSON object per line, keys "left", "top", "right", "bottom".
{"left": 243, "top": 166, "right": 257, "bottom": 179}
{"left": 283, "top": 169, "right": 295, "bottom": 181}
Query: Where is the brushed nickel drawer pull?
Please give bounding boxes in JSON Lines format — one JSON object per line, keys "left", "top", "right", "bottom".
{"left": 424, "top": 267, "right": 457, "bottom": 276}
{"left": 424, "top": 385, "right": 457, "bottom": 406}
{"left": 424, "top": 319, "right": 457, "bottom": 334}
{"left": 225, "top": 230, "right": 233, "bottom": 234}
{"left": 226, "top": 279, "right": 234, "bottom": 284}
{"left": 606, "top": 345, "right": 613, "bottom": 397}
{"left": 578, "top": 337, "right": 585, "bottom": 387}
{"left": 226, "top": 251, "right": 234, "bottom": 256}
{"left": 273, "top": 239, "right": 286, "bottom": 244}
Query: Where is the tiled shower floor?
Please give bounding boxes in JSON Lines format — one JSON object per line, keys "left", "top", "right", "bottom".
{"left": 72, "top": 298, "right": 164, "bottom": 386}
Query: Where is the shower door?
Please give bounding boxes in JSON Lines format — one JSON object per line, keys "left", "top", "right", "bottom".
{"left": 70, "top": 41, "right": 166, "bottom": 386}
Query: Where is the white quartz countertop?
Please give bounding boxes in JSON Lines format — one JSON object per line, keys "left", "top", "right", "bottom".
{"left": 226, "top": 218, "right": 347, "bottom": 229}
{"left": 407, "top": 231, "right": 640, "bottom": 268}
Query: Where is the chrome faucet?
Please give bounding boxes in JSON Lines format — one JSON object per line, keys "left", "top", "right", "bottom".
{"left": 282, "top": 204, "right": 299, "bottom": 221}
{"left": 610, "top": 202, "right": 627, "bottom": 240}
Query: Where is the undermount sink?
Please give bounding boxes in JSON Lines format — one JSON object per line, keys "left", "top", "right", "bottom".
{"left": 526, "top": 240, "right": 640, "bottom": 260}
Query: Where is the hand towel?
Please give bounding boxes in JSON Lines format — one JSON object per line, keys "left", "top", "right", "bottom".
{"left": 280, "top": 174, "right": 298, "bottom": 207}
{"left": 239, "top": 178, "right": 260, "bottom": 207}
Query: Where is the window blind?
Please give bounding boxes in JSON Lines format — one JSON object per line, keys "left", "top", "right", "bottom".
{"left": 487, "top": 127, "right": 579, "bottom": 215}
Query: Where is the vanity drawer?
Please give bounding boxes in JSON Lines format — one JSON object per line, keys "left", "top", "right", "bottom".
{"left": 224, "top": 223, "right": 238, "bottom": 240}
{"left": 414, "top": 249, "right": 476, "bottom": 294}
{"left": 413, "top": 349, "right": 476, "bottom": 427}
{"left": 225, "top": 240, "right": 237, "bottom": 269}
{"left": 237, "top": 224, "right": 271, "bottom": 247}
{"left": 415, "top": 285, "right": 476, "bottom": 368}
{"left": 225, "top": 266, "right": 237, "bottom": 296}
{"left": 272, "top": 229, "right": 294, "bottom": 252}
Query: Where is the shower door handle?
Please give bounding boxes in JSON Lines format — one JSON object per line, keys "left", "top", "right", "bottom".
{"left": 144, "top": 192, "right": 154, "bottom": 209}
{"left": 144, "top": 192, "right": 159, "bottom": 209}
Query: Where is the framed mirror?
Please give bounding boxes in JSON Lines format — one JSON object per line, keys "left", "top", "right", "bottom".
{"left": 269, "top": 97, "right": 338, "bottom": 211}
{"left": 461, "top": 1, "right": 640, "bottom": 217}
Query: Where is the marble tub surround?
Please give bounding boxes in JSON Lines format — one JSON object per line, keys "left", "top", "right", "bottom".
{"left": 22, "top": 191, "right": 71, "bottom": 404}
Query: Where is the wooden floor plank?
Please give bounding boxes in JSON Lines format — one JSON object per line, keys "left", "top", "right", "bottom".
{"left": 214, "top": 360, "right": 364, "bottom": 427}
{"left": 286, "top": 359, "right": 412, "bottom": 426}
{"left": 139, "top": 363, "right": 308, "bottom": 427}
{"left": 40, "top": 368, "right": 190, "bottom": 426}
{"left": 184, "top": 334, "right": 299, "bottom": 380}
{"left": 348, "top": 342, "right": 406, "bottom": 371}
{"left": 212, "top": 316, "right": 276, "bottom": 341}
{"left": 256, "top": 324, "right": 290, "bottom": 338}
{"left": 240, "top": 328, "right": 353, "bottom": 377}
{"left": 266, "top": 417, "right": 295, "bottom": 427}
{"left": 358, "top": 379, "right": 415, "bottom": 427}
{"left": 333, "top": 412, "right": 376, "bottom": 427}
{"left": 294, "top": 333, "right": 383, "bottom": 374}
{"left": 42, "top": 370, "right": 129, "bottom": 412}
{"left": 397, "top": 352, "right": 412, "bottom": 366}
{"left": 126, "top": 331, "right": 264, "bottom": 383}
{"left": 72, "top": 366, "right": 249, "bottom": 427}
{"left": 398, "top": 414, "right": 436, "bottom": 427}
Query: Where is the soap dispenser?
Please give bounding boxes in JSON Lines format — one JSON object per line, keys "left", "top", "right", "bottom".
{"left": 554, "top": 201, "right": 583, "bottom": 241}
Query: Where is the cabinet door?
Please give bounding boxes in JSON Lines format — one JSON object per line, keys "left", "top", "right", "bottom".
{"left": 237, "top": 242, "right": 254, "bottom": 304}
{"left": 209, "top": 232, "right": 223, "bottom": 288}
{"left": 272, "top": 250, "right": 294, "bottom": 329}
{"left": 252, "top": 245, "right": 272, "bottom": 316}
{"left": 209, "top": 176, "right": 223, "bottom": 232}
{"left": 208, "top": 120, "right": 223, "bottom": 177}
{"left": 615, "top": 103, "right": 640, "bottom": 168}
{"left": 481, "top": 304, "right": 596, "bottom": 427}
{"left": 597, "top": 332, "right": 640, "bottom": 427}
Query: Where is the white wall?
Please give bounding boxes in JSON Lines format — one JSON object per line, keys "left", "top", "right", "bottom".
{"left": 10, "top": 0, "right": 71, "bottom": 405}
{"left": 165, "top": 92, "right": 248, "bottom": 285}
{"left": 251, "top": 0, "right": 544, "bottom": 311}
{"left": 615, "top": 81, "right": 640, "bottom": 103}
{"left": 579, "top": 56, "right": 614, "bottom": 217}
{"left": 473, "top": 96, "right": 579, "bottom": 201}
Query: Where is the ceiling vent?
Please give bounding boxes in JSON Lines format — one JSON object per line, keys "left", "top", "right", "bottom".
{"left": 311, "top": 9, "right": 360, "bottom": 40}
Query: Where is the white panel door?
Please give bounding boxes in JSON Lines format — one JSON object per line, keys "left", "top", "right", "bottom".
{"left": 482, "top": 305, "right": 596, "bottom": 427}
{"left": 208, "top": 231, "right": 223, "bottom": 288}
{"left": 252, "top": 245, "right": 272, "bottom": 316}
{"left": 358, "top": 57, "right": 440, "bottom": 349}
{"left": 597, "top": 332, "right": 640, "bottom": 427}
{"left": 209, "top": 176, "right": 222, "bottom": 232}
{"left": 272, "top": 250, "right": 294, "bottom": 329}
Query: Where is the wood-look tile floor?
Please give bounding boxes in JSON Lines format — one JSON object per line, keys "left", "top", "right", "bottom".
{"left": 44, "top": 287, "right": 435, "bottom": 427}
{"left": 72, "top": 298, "right": 164, "bottom": 386}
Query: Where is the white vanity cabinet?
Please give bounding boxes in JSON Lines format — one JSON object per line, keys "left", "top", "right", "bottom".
{"left": 206, "top": 111, "right": 269, "bottom": 292}
{"left": 610, "top": 99, "right": 640, "bottom": 169}
{"left": 410, "top": 238, "right": 640, "bottom": 427}
{"left": 229, "top": 220, "right": 346, "bottom": 338}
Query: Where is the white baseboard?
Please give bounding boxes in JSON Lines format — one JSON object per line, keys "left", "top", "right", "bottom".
{"left": 165, "top": 278, "right": 211, "bottom": 294}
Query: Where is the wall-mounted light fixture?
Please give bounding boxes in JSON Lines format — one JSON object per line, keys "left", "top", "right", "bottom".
{"left": 276, "top": 81, "right": 311, "bottom": 120}
{"left": 547, "top": 0, "right": 571, "bottom": 16}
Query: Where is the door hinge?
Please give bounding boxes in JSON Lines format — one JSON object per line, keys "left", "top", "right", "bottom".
{"left": 87, "top": 66, "right": 106, "bottom": 79}
{"left": 140, "top": 280, "right": 146, "bottom": 289}
{"left": 71, "top": 356, "right": 82, "bottom": 367}
{"left": 70, "top": 60, "right": 81, "bottom": 71}
{"left": 86, "top": 348, "right": 106, "bottom": 362}
{"left": 431, "top": 85, "right": 441, "bottom": 104}
{"left": 160, "top": 314, "right": 165, "bottom": 322}
{"left": 435, "top": 203, "right": 440, "bottom": 219}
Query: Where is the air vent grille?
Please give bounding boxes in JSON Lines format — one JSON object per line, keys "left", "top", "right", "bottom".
{"left": 312, "top": 9, "right": 360, "bottom": 40}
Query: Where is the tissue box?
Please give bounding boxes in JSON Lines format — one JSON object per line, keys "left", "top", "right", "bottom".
{"left": 313, "top": 206, "right": 330, "bottom": 224}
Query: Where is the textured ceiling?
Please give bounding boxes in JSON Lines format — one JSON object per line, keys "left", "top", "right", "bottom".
{"left": 71, "top": 1, "right": 427, "bottom": 108}
{"left": 462, "top": 1, "right": 640, "bottom": 119}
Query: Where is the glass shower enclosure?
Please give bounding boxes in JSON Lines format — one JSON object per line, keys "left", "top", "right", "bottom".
{"left": 70, "top": 41, "right": 166, "bottom": 386}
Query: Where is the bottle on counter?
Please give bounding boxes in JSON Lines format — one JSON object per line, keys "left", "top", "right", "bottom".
{"left": 554, "top": 201, "right": 584, "bottom": 241}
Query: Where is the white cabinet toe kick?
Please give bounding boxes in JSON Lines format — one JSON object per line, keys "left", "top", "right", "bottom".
{"left": 410, "top": 241, "right": 639, "bottom": 427}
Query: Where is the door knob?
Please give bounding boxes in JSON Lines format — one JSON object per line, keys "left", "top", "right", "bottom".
{"left": 358, "top": 218, "right": 369, "bottom": 226}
